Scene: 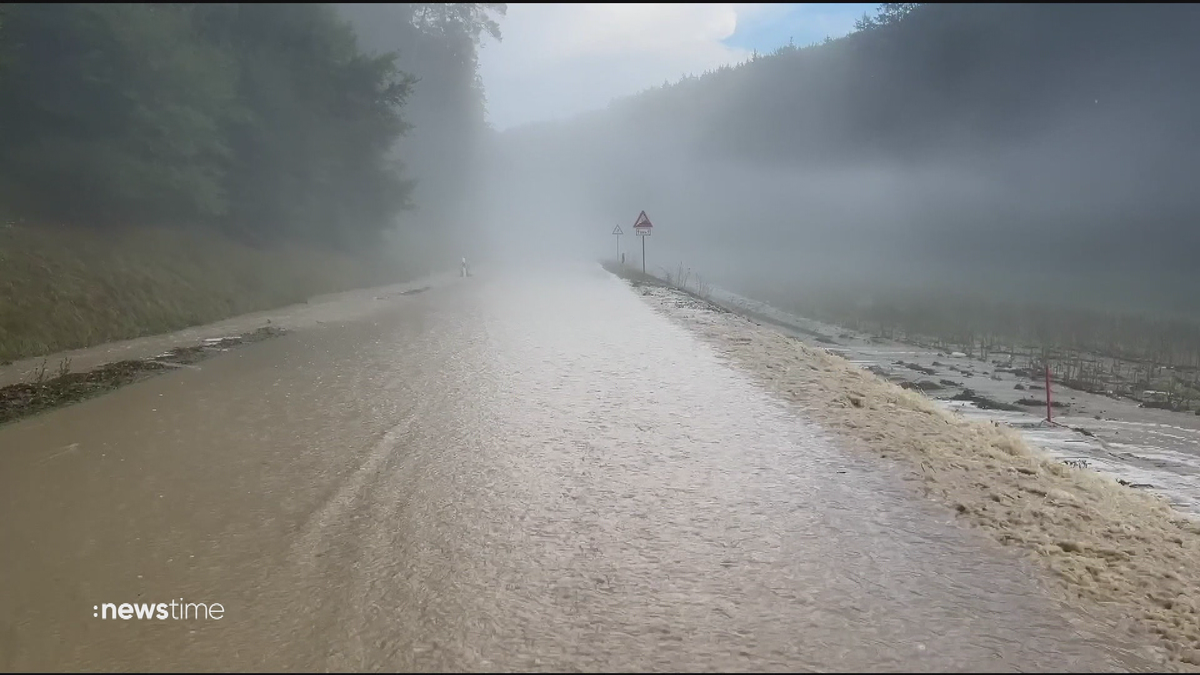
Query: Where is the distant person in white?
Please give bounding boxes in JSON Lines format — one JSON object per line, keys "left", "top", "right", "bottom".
{"left": 461, "top": 257, "right": 469, "bottom": 277}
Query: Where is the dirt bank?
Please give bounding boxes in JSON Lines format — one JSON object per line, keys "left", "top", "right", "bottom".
{"left": 629, "top": 279, "right": 1200, "bottom": 670}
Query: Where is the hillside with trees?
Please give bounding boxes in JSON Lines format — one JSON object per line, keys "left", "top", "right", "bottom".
{"left": 335, "top": 3, "right": 505, "bottom": 259}
{"left": 495, "top": 3, "right": 1200, "bottom": 295}
{"left": 0, "top": 3, "right": 503, "bottom": 361}
{"left": 484, "top": 2, "right": 1200, "bottom": 373}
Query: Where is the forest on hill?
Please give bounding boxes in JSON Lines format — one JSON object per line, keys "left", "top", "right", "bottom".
{"left": 500, "top": 2, "right": 1200, "bottom": 291}
{"left": 485, "top": 2, "right": 1200, "bottom": 367}
{"left": 0, "top": 3, "right": 503, "bottom": 251}
{"left": 335, "top": 3, "right": 504, "bottom": 256}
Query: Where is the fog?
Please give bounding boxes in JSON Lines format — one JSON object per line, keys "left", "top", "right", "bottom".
{"left": 459, "top": 3, "right": 1200, "bottom": 322}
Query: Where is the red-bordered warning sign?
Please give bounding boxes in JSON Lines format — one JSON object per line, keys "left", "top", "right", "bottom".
{"left": 633, "top": 210, "right": 653, "bottom": 232}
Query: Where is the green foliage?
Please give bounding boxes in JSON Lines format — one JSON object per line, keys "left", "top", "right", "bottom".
{"left": 854, "top": 3, "right": 922, "bottom": 32}
{"left": 0, "top": 3, "right": 501, "bottom": 250}
{"left": 336, "top": 3, "right": 506, "bottom": 248}
{"left": 189, "top": 3, "right": 419, "bottom": 247}
{"left": 0, "top": 222, "right": 409, "bottom": 363}
{"left": 0, "top": 4, "right": 238, "bottom": 224}
{"left": 409, "top": 3, "right": 506, "bottom": 44}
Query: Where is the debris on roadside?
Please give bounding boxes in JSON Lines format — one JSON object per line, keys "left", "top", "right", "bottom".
{"left": 0, "top": 326, "right": 287, "bottom": 426}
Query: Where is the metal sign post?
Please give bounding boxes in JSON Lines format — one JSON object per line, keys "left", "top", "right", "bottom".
{"left": 633, "top": 210, "right": 653, "bottom": 273}
{"left": 612, "top": 224, "right": 623, "bottom": 263}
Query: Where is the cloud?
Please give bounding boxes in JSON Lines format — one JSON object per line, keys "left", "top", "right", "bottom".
{"left": 723, "top": 3, "right": 875, "bottom": 51}
{"left": 480, "top": 3, "right": 755, "bottom": 131}
{"left": 479, "top": 3, "right": 873, "bottom": 131}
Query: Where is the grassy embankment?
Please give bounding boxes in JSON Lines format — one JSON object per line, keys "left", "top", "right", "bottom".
{"left": 0, "top": 223, "right": 407, "bottom": 364}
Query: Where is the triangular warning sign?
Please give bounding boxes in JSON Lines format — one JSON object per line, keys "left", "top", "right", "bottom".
{"left": 612, "top": 224, "right": 623, "bottom": 235}
{"left": 633, "top": 211, "right": 653, "bottom": 229}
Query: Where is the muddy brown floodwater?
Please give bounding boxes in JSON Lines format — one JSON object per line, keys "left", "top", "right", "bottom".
{"left": 0, "top": 263, "right": 1154, "bottom": 671}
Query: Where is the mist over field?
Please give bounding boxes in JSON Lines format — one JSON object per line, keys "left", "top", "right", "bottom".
{"left": 474, "top": 3, "right": 1200, "bottom": 322}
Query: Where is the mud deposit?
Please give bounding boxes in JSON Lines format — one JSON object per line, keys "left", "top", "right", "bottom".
{"left": 629, "top": 279, "right": 1200, "bottom": 671}
{"left": 0, "top": 326, "right": 286, "bottom": 426}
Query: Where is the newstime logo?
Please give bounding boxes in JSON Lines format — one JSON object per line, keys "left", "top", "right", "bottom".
{"left": 94, "top": 600, "right": 225, "bottom": 620}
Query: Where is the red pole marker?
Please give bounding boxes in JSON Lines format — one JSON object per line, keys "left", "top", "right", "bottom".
{"left": 1045, "top": 362, "right": 1053, "bottom": 424}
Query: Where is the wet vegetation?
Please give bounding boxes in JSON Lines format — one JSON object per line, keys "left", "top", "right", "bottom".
{"left": 947, "top": 389, "right": 1022, "bottom": 412}
{"left": 769, "top": 286, "right": 1200, "bottom": 414}
{"left": 0, "top": 223, "right": 395, "bottom": 363}
{"left": 0, "top": 326, "right": 285, "bottom": 426}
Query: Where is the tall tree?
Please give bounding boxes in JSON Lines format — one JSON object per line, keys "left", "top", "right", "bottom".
{"left": 192, "top": 3, "right": 417, "bottom": 246}
{"left": 336, "top": 4, "right": 505, "bottom": 254}
{"left": 0, "top": 3, "right": 424, "bottom": 249}
{"left": 0, "top": 3, "right": 237, "bottom": 224}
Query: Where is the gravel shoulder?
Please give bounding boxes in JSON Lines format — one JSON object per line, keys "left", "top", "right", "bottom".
{"left": 629, "top": 279, "right": 1200, "bottom": 671}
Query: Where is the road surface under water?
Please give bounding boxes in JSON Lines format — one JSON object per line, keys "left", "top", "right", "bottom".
{"left": 0, "top": 263, "right": 1149, "bottom": 671}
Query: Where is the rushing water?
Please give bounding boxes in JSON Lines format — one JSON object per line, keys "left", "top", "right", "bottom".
{"left": 0, "top": 263, "right": 1150, "bottom": 671}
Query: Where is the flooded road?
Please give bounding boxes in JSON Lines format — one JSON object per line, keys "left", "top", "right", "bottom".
{"left": 0, "top": 264, "right": 1149, "bottom": 671}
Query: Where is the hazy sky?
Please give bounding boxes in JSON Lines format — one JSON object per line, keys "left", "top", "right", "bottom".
{"left": 478, "top": 3, "right": 874, "bottom": 130}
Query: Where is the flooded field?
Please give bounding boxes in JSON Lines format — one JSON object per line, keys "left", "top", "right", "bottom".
{"left": 706, "top": 287, "right": 1200, "bottom": 518}
{"left": 0, "top": 264, "right": 1154, "bottom": 671}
